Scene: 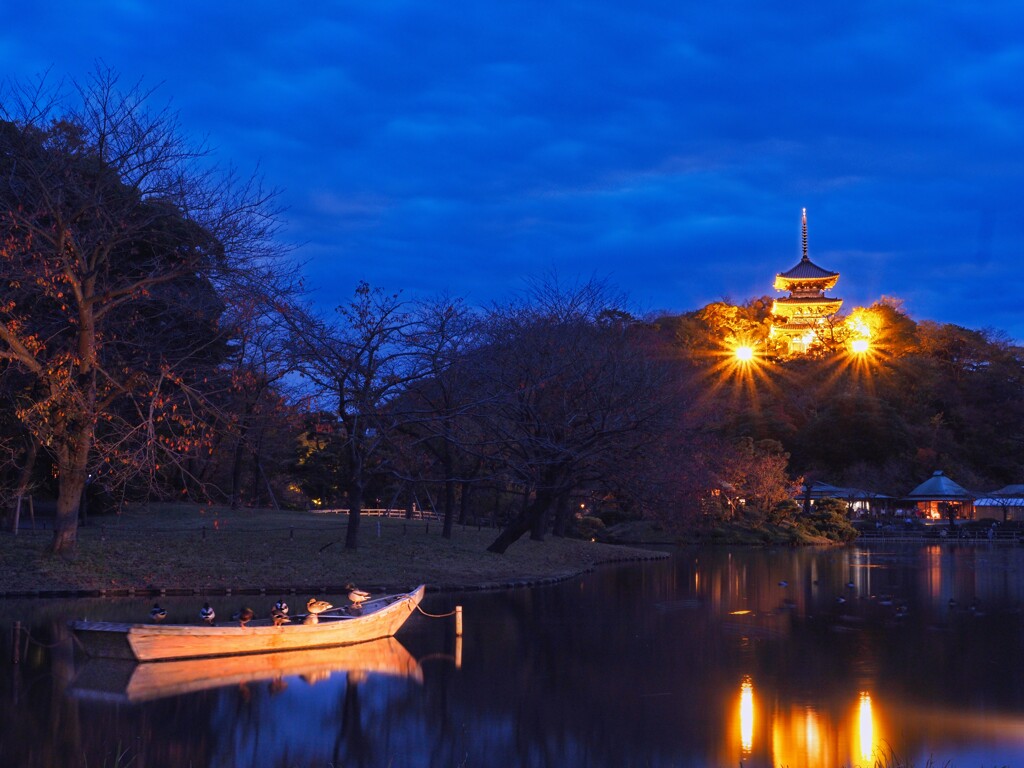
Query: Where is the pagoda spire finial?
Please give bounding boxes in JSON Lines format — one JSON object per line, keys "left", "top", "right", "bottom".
{"left": 801, "top": 208, "right": 809, "bottom": 262}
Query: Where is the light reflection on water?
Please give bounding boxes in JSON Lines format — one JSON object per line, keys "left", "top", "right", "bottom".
{"left": 739, "top": 676, "right": 754, "bottom": 754}
{"left": 4, "top": 542, "right": 1024, "bottom": 767}
{"left": 732, "top": 689, "right": 879, "bottom": 768}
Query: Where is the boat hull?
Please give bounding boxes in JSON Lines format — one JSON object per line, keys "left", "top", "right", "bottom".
{"left": 70, "top": 585, "right": 425, "bottom": 662}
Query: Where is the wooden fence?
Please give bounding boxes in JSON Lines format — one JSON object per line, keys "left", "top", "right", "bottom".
{"left": 857, "top": 528, "right": 1022, "bottom": 543}
{"left": 311, "top": 507, "right": 441, "bottom": 521}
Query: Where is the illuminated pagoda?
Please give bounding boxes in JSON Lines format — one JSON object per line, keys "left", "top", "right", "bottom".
{"left": 770, "top": 209, "right": 843, "bottom": 354}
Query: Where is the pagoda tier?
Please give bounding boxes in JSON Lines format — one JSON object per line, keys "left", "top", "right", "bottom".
{"left": 769, "top": 209, "right": 842, "bottom": 351}
{"left": 773, "top": 257, "right": 840, "bottom": 292}
{"left": 771, "top": 297, "right": 844, "bottom": 336}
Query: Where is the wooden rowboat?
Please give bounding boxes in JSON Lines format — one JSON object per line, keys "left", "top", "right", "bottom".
{"left": 70, "top": 585, "right": 425, "bottom": 662}
{"left": 70, "top": 636, "right": 422, "bottom": 703}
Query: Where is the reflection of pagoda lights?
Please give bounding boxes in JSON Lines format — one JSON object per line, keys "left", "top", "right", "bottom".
{"left": 805, "top": 708, "right": 821, "bottom": 755}
{"left": 740, "top": 677, "right": 754, "bottom": 753}
{"left": 858, "top": 691, "right": 875, "bottom": 763}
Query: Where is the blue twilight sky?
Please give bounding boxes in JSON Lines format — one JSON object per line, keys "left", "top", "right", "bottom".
{"left": 3, "top": 2, "right": 1023, "bottom": 340}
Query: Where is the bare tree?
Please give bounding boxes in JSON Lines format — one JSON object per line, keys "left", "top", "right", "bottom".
{"left": 473, "top": 277, "right": 678, "bottom": 553}
{"left": 288, "top": 282, "right": 424, "bottom": 549}
{"left": 0, "top": 68, "right": 285, "bottom": 553}
{"left": 390, "top": 294, "right": 482, "bottom": 538}
{"left": 219, "top": 295, "right": 300, "bottom": 508}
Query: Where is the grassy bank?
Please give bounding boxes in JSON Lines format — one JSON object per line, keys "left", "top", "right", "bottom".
{"left": 599, "top": 518, "right": 840, "bottom": 547}
{"left": 0, "top": 504, "right": 667, "bottom": 596}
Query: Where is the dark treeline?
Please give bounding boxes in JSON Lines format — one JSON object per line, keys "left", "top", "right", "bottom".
{"left": 3, "top": 71, "right": 1024, "bottom": 556}
{"left": 664, "top": 297, "right": 1024, "bottom": 497}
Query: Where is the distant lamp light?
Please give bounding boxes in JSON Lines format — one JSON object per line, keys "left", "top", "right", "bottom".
{"left": 734, "top": 345, "right": 754, "bottom": 362}
{"left": 851, "top": 338, "right": 870, "bottom": 354}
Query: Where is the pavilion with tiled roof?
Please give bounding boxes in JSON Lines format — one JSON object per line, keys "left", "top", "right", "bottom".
{"left": 905, "top": 470, "right": 976, "bottom": 521}
{"left": 770, "top": 209, "right": 843, "bottom": 354}
{"left": 799, "top": 480, "right": 893, "bottom": 516}
{"left": 973, "top": 484, "right": 1024, "bottom": 521}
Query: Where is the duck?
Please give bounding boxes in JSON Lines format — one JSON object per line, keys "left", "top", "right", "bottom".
{"left": 273, "top": 599, "right": 289, "bottom": 616}
{"left": 346, "top": 584, "right": 370, "bottom": 608}
{"left": 306, "top": 597, "right": 333, "bottom": 615}
{"left": 150, "top": 603, "right": 167, "bottom": 623}
{"left": 200, "top": 602, "right": 216, "bottom": 625}
{"left": 233, "top": 607, "right": 255, "bottom": 627}
{"left": 270, "top": 607, "right": 290, "bottom": 626}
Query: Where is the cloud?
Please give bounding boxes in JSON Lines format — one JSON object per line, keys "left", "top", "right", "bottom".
{"left": 2, "top": 1, "right": 1023, "bottom": 340}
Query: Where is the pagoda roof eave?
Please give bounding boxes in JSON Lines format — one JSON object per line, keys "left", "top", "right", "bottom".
{"left": 774, "top": 275, "right": 840, "bottom": 291}
{"left": 772, "top": 297, "right": 843, "bottom": 305}
{"left": 776, "top": 256, "right": 839, "bottom": 281}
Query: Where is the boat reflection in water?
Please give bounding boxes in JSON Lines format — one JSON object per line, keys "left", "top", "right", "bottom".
{"left": 69, "top": 636, "right": 422, "bottom": 704}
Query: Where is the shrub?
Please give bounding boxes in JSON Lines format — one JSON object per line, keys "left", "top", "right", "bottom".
{"left": 575, "top": 515, "right": 606, "bottom": 540}
{"left": 800, "top": 497, "right": 858, "bottom": 542}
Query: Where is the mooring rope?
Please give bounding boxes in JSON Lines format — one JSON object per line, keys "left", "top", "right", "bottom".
{"left": 416, "top": 604, "right": 458, "bottom": 619}
{"left": 15, "top": 625, "right": 70, "bottom": 650}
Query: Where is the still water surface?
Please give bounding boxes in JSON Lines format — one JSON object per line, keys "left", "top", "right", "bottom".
{"left": 3, "top": 543, "right": 1024, "bottom": 767}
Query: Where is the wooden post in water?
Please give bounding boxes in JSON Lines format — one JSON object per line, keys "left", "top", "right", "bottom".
{"left": 455, "top": 605, "right": 463, "bottom": 637}
{"left": 11, "top": 621, "right": 21, "bottom": 664}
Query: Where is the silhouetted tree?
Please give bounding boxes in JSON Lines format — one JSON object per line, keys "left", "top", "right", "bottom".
{"left": 475, "top": 278, "right": 679, "bottom": 553}
{"left": 288, "top": 282, "right": 424, "bottom": 549}
{"left": 0, "top": 68, "right": 284, "bottom": 553}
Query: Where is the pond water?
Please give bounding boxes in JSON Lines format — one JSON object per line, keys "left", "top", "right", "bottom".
{"left": 3, "top": 542, "right": 1024, "bottom": 767}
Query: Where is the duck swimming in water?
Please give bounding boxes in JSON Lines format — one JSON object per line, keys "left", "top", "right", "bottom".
{"left": 150, "top": 604, "right": 167, "bottom": 623}
{"left": 273, "top": 599, "right": 289, "bottom": 616}
{"left": 233, "top": 607, "right": 255, "bottom": 627}
{"left": 200, "top": 602, "right": 216, "bottom": 625}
